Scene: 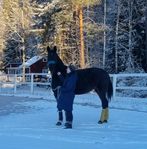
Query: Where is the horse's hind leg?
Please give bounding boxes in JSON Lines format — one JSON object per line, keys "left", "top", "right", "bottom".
{"left": 95, "top": 89, "right": 109, "bottom": 124}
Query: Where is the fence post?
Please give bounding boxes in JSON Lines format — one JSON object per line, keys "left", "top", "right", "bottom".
{"left": 113, "top": 74, "right": 117, "bottom": 99}
{"left": 14, "top": 74, "right": 17, "bottom": 94}
{"left": 31, "top": 74, "right": 34, "bottom": 94}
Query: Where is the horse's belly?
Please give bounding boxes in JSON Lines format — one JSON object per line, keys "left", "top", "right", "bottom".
{"left": 75, "top": 86, "right": 94, "bottom": 95}
{"left": 75, "top": 76, "right": 96, "bottom": 95}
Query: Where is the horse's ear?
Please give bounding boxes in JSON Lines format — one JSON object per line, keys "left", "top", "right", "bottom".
{"left": 47, "top": 46, "right": 51, "bottom": 52}
{"left": 53, "top": 46, "right": 57, "bottom": 52}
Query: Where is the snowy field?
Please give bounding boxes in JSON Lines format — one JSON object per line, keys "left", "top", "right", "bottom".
{"left": 0, "top": 94, "right": 147, "bottom": 149}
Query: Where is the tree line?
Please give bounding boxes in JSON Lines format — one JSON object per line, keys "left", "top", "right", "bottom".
{"left": 0, "top": 0, "right": 146, "bottom": 73}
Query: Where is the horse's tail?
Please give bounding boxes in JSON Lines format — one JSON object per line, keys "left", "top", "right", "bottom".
{"left": 107, "top": 78, "right": 113, "bottom": 101}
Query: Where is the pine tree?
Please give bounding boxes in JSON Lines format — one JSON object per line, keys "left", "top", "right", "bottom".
{"left": 33, "top": 0, "right": 102, "bottom": 68}
{"left": 62, "top": 0, "right": 101, "bottom": 68}
{"left": 1, "top": 0, "right": 34, "bottom": 75}
{"left": 2, "top": 0, "right": 21, "bottom": 68}
{"left": 31, "top": 0, "right": 146, "bottom": 73}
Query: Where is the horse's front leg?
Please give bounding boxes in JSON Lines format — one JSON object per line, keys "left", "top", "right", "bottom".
{"left": 53, "top": 90, "right": 63, "bottom": 126}
{"left": 56, "top": 110, "right": 63, "bottom": 126}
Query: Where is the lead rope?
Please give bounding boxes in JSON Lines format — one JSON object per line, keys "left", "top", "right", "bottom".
{"left": 52, "top": 86, "right": 61, "bottom": 99}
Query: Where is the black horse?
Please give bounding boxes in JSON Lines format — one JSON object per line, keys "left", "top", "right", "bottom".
{"left": 47, "top": 46, "right": 113, "bottom": 124}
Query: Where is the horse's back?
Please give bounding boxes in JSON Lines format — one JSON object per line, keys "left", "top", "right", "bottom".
{"left": 75, "top": 67, "right": 110, "bottom": 94}
{"left": 76, "top": 67, "right": 108, "bottom": 77}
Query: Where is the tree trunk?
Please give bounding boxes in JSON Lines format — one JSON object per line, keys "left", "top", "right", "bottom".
{"left": 115, "top": 1, "right": 120, "bottom": 73}
{"left": 79, "top": 7, "right": 85, "bottom": 68}
{"left": 146, "top": 4, "right": 147, "bottom": 72}
{"left": 103, "top": 0, "right": 107, "bottom": 69}
{"left": 21, "top": 2, "right": 25, "bottom": 82}
{"left": 127, "top": 0, "right": 134, "bottom": 71}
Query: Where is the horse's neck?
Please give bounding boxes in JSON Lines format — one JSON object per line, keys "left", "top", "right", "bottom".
{"left": 50, "top": 63, "right": 66, "bottom": 77}
{"left": 57, "top": 64, "right": 67, "bottom": 76}
{"left": 50, "top": 60, "right": 67, "bottom": 88}
{"left": 50, "top": 56, "right": 67, "bottom": 78}
{"left": 51, "top": 65, "right": 66, "bottom": 87}
{"left": 57, "top": 57, "right": 67, "bottom": 75}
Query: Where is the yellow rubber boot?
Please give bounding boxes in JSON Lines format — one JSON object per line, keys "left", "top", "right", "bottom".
{"left": 98, "top": 109, "right": 106, "bottom": 124}
{"left": 104, "top": 108, "right": 109, "bottom": 123}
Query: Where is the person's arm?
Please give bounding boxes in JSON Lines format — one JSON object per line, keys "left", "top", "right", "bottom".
{"left": 61, "top": 73, "right": 77, "bottom": 92}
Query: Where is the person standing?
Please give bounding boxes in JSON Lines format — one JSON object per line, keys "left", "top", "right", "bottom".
{"left": 57, "top": 65, "right": 77, "bottom": 129}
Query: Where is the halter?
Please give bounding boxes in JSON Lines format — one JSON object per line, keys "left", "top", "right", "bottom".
{"left": 48, "top": 60, "right": 56, "bottom": 66}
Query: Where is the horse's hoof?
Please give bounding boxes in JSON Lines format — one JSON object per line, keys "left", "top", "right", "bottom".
{"left": 56, "top": 121, "right": 62, "bottom": 126}
{"left": 98, "top": 120, "right": 108, "bottom": 124}
{"left": 103, "top": 120, "right": 108, "bottom": 123}
{"left": 98, "top": 120, "right": 103, "bottom": 124}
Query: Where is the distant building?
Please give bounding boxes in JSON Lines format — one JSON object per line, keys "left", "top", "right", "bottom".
{"left": 6, "top": 56, "right": 48, "bottom": 74}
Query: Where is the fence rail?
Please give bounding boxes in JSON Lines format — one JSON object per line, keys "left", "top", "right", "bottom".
{"left": 0, "top": 73, "right": 147, "bottom": 99}
{"left": 0, "top": 73, "right": 51, "bottom": 96}
{"left": 110, "top": 74, "right": 147, "bottom": 98}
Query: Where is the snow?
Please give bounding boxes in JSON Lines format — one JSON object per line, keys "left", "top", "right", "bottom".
{"left": 0, "top": 94, "right": 147, "bottom": 149}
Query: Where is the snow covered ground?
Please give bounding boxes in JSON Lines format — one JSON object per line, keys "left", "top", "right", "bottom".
{"left": 0, "top": 94, "right": 147, "bottom": 149}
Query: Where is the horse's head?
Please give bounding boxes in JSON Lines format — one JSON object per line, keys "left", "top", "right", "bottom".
{"left": 47, "top": 46, "right": 67, "bottom": 75}
{"left": 47, "top": 46, "right": 58, "bottom": 73}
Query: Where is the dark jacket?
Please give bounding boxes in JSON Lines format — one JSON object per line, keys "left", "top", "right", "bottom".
{"left": 57, "top": 71, "right": 77, "bottom": 111}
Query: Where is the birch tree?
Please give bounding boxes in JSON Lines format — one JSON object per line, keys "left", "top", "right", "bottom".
{"left": 0, "top": 3, "right": 5, "bottom": 70}
{"left": 132, "top": 0, "right": 146, "bottom": 72}
{"left": 115, "top": 0, "right": 146, "bottom": 72}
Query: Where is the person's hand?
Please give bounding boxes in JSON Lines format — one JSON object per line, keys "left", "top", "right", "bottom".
{"left": 57, "top": 72, "right": 61, "bottom": 75}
